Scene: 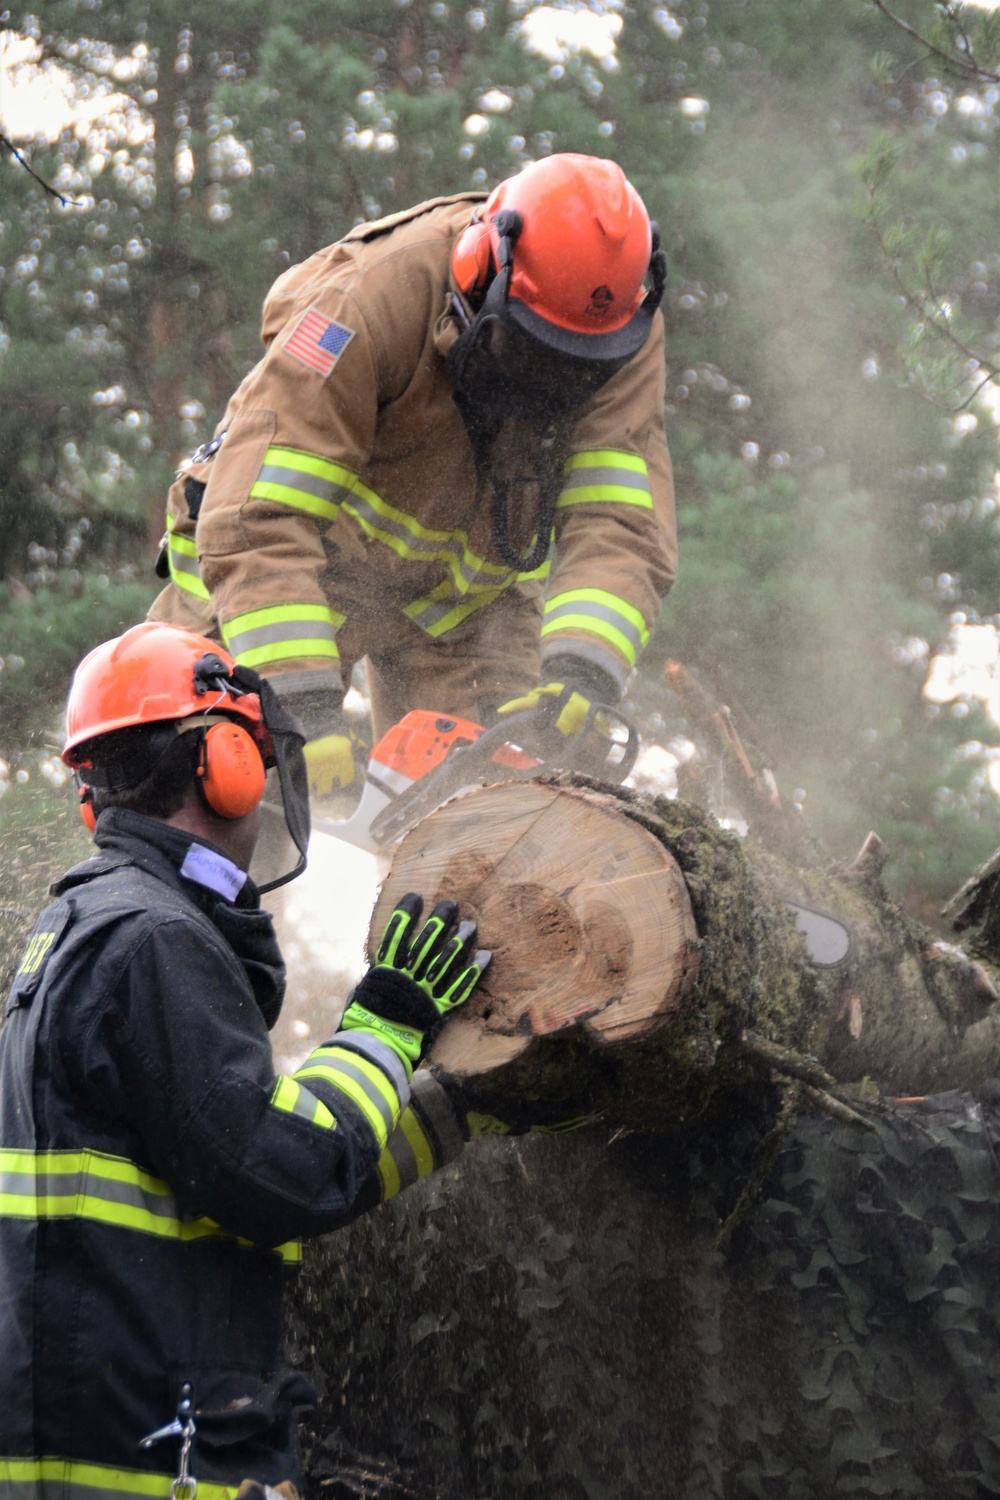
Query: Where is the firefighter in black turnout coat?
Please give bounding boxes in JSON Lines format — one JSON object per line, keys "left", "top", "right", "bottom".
{"left": 0, "top": 622, "right": 489, "bottom": 1499}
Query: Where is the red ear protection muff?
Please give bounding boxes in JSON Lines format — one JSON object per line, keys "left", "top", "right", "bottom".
{"left": 78, "top": 784, "right": 97, "bottom": 833}
{"left": 197, "top": 722, "right": 267, "bottom": 819}
{"left": 451, "top": 215, "right": 497, "bottom": 304}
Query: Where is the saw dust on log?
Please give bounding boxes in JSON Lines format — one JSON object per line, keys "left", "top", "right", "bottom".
{"left": 368, "top": 780, "right": 700, "bottom": 1077}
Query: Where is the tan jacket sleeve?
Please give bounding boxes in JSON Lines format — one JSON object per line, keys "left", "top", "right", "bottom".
{"left": 193, "top": 277, "right": 390, "bottom": 700}
{"left": 541, "top": 313, "right": 676, "bottom": 694}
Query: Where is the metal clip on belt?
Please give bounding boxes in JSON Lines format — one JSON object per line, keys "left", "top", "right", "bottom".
{"left": 140, "top": 1381, "right": 198, "bottom": 1499}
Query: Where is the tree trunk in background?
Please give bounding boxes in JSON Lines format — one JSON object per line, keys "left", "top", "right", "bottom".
{"left": 290, "top": 779, "right": 1000, "bottom": 1499}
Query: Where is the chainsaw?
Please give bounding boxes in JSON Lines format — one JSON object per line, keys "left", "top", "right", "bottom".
{"left": 308, "top": 701, "right": 852, "bottom": 970}
{"left": 310, "top": 702, "right": 638, "bottom": 854}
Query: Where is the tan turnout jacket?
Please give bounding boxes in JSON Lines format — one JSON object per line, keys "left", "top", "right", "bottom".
{"left": 150, "top": 193, "right": 677, "bottom": 727}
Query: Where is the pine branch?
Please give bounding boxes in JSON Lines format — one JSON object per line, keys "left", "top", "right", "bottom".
{"left": 863, "top": 177, "right": 1000, "bottom": 413}
{"left": 869, "top": 0, "right": 1000, "bottom": 83}
{"left": 0, "top": 133, "right": 81, "bottom": 208}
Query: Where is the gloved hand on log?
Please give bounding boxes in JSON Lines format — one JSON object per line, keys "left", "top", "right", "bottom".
{"left": 339, "top": 893, "right": 491, "bottom": 1071}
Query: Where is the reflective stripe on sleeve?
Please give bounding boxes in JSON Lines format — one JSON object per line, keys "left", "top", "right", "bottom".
{"left": 221, "top": 602, "right": 344, "bottom": 670}
{"left": 374, "top": 1071, "right": 466, "bottom": 1203}
{"left": 250, "top": 445, "right": 356, "bottom": 522}
{"left": 375, "top": 1104, "right": 436, "bottom": 1202}
{"left": 0, "top": 1456, "right": 237, "bottom": 1498}
{"left": 270, "top": 1074, "right": 336, "bottom": 1130}
{"left": 0, "top": 1149, "right": 300, "bottom": 1265}
{"left": 328, "top": 1029, "right": 411, "bottom": 1100}
{"left": 557, "top": 449, "right": 653, "bottom": 509}
{"left": 165, "top": 515, "right": 210, "bottom": 601}
{"left": 294, "top": 1044, "right": 403, "bottom": 1149}
{"left": 541, "top": 588, "right": 651, "bottom": 669}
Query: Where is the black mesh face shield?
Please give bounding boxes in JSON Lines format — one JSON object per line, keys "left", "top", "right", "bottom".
{"left": 229, "top": 666, "right": 310, "bottom": 893}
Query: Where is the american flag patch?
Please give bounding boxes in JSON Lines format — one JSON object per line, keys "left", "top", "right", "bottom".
{"left": 282, "top": 307, "right": 355, "bottom": 377}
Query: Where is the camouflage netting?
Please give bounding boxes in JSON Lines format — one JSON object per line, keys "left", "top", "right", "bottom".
{"left": 291, "top": 1090, "right": 1000, "bottom": 1499}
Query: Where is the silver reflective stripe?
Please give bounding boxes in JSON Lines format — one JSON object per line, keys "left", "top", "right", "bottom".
{"left": 256, "top": 460, "right": 352, "bottom": 505}
{"left": 318, "top": 1055, "right": 398, "bottom": 1136}
{"left": 225, "top": 615, "right": 339, "bottom": 658}
{"left": 286, "top": 1080, "right": 332, "bottom": 1125}
{"left": 333, "top": 1030, "right": 410, "bottom": 1099}
{"left": 411, "top": 1070, "right": 465, "bottom": 1163}
{"left": 561, "top": 465, "right": 651, "bottom": 496}
{"left": 168, "top": 543, "right": 202, "bottom": 582}
{"left": 543, "top": 596, "right": 647, "bottom": 655}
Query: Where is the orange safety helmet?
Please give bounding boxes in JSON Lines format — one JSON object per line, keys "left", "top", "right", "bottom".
{"left": 451, "top": 153, "right": 665, "bottom": 364}
{"left": 63, "top": 621, "right": 311, "bottom": 891}
{"left": 64, "top": 621, "right": 266, "bottom": 754}
{"left": 63, "top": 622, "right": 269, "bottom": 824}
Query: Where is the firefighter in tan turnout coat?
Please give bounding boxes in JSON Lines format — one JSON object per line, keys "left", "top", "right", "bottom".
{"left": 150, "top": 153, "right": 676, "bottom": 789}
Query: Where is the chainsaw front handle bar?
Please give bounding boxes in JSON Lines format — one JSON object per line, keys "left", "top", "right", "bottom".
{"left": 488, "top": 701, "right": 641, "bottom": 784}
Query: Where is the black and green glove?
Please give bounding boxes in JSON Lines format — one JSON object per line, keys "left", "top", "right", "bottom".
{"left": 340, "top": 892, "right": 491, "bottom": 1071}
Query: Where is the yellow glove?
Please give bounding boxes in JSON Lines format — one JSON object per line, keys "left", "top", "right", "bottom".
{"left": 497, "top": 682, "right": 602, "bottom": 739}
{"left": 303, "top": 733, "right": 358, "bottom": 797}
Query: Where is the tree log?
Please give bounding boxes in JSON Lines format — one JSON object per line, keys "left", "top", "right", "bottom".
{"left": 372, "top": 778, "right": 701, "bottom": 1072}
{"left": 369, "top": 775, "right": 1000, "bottom": 1128}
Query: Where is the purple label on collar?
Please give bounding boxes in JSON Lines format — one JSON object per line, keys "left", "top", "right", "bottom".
{"left": 179, "top": 843, "right": 247, "bottom": 902}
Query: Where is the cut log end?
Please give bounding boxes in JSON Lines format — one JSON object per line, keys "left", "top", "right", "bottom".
{"left": 368, "top": 780, "right": 701, "bottom": 1078}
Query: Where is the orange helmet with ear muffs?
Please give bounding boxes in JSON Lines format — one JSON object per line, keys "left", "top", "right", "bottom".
{"left": 63, "top": 622, "right": 270, "bottom": 825}
{"left": 451, "top": 153, "right": 664, "bottom": 363}
{"left": 64, "top": 622, "right": 310, "bottom": 892}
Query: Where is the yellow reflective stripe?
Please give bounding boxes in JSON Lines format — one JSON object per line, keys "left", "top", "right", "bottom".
{"left": 0, "top": 1456, "right": 236, "bottom": 1498}
{"left": 376, "top": 1139, "right": 402, "bottom": 1201}
{"left": 295, "top": 1047, "right": 401, "bottom": 1149}
{"left": 270, "top": 1074, "right": 336, "bottom": 1131}
{"left": 519, "top": 557, "right": 552, "bottom": 583}
{"left": 254, "top": 447, "right": 541, "bottom": 626}
{"left": 222, "top": 602, "right": 344, "bottom": 669}
{"left": 545, "top": 587, "right": 648, "bottom": 634}
{"left": 373, "top": 1105, "right": 434, "bottom": 1204}
{"left": 403, "top": 580, "right": 510, "bottom": 638}
{"left": 0, "top": 1148, "right": 300, "bottom": 1265}
{"left": 541, "top": 588, "right": 650, "bottom": 668}
{"left": 250, "top": 445, "right": 356, "bottom": 522}
{"left": 342, "top": 481, "right": 516, "bottom": 608}
{"left": 165, "top": 515, "right": 210, "bottom": 601}
{"left": 400, "top": 1106, "right": 436, "bottom": 1180}
{"left": 564, "top": 449, "right": 649, "bottom": 474}
{"left": 558, "top": 449, "right": 653, "bottom": 509}
{"left": 557, "top": 484, "right": 653, "bottom": 508}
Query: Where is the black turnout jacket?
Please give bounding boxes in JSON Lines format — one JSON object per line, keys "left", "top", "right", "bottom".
{"left": 0, "top": 809, "right": 413, "bottom": 1499}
